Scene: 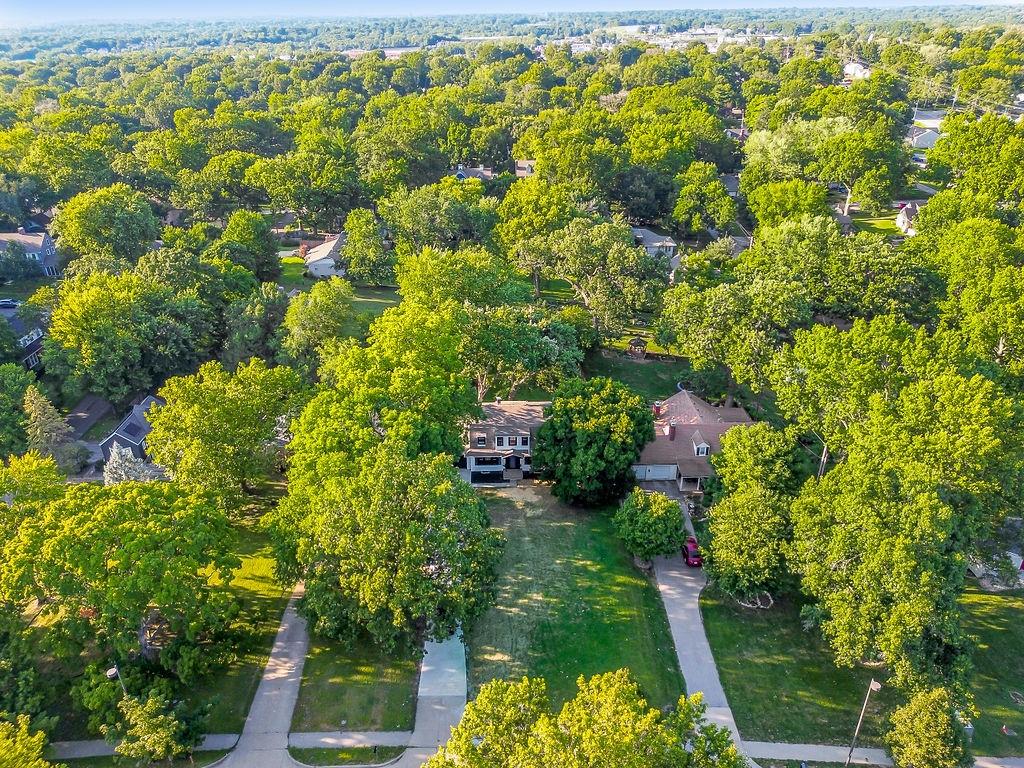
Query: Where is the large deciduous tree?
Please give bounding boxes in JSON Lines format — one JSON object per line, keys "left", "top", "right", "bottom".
{"left": 146, "top": 359, "right": 305, "bottom": 494}
{"left": 672, "top": 161, "right": 736, "bottom": 235}
{"left": 0, "top": 362, "right": 32, "bottom": 457}
{"left": 281, "top": 277, "right": 356, "bottom": 375}
{"left": 275, "top": 445, "right": 503, "bottom": 648}
{"left": 0, "top": 481, "right": 238, "bottom": 671}
{"left": 548, "top": 218, "right": 670, "bottom": 334}
{"left": 52, "top": 183, "right": 159, "bottom": 263}
{"left": 613, "top": 488, "right": 686, "bottom": 563}
{"left": 534, "top": 377, "right": 653, "bottom": 507}
{"left": 425, "top": 670, "right": 746, "bottom": 768}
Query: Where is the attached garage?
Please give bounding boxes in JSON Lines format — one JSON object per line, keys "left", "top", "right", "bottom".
{"left": 633, "top": 463, "right": 678, "bottom": 482}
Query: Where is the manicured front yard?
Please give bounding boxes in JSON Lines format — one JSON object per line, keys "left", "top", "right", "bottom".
{"left": 290, "top": 747, "right": 405, "bottom": 766}
{"left": 291, "top": 635, "right": 418, "bottom": 732}
{"left": 280, "top": 255, "right": 316, "bottom": 291}
{"left": 186, "top": 521, "right": 292, "bottom": 733}
{"left": 961, "top": 585, "right": 1024, "bottom": 756}
{"left": 467, "top": 485, "right": 684, "bottom": 710}
{"left": 701, "top": 586, "right": 895, "bottom": 745}
{"left": 0, "top": 275, "right": 53, "bottom": 301}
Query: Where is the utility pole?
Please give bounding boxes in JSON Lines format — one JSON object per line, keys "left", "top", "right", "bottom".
{"left": 844, "top": 678, "right": 882, "bottom": 768}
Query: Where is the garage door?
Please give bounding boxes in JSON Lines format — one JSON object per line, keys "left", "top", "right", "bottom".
{"left": 635, "top": 464, "right": 677, "bottom": 481}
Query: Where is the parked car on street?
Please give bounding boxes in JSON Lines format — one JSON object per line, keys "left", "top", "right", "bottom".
{"left": 684, "top": 536, "right": 703, "bottom": 567}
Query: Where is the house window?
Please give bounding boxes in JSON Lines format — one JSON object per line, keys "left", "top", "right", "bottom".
{"left": 695, "top": 444, "right": 709, "bottom": 457}
{"left": 521, "top": 435, "right": 529, "bottom": 447}
{"left": 475, "top": 435, "right": 486, "bottom": 448}
{"left": 496, "top": 436, "right": 505, "bottom": 447}
{"left": 23, "top": 351, "right": 41, "bottom": 369}
{"left": 475, "top": 456, "right": 501, "bottom": 466}
{"left": 508, "top": 436, "right": 517, "bottom": 447}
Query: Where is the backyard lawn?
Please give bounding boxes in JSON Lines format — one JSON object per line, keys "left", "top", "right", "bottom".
{"left": 289, "top": 747, "right": 405, "bottom": 765}
{"left": 701, "top": 587, "right": 895, "bottom": 745}
{"left": 467, "top": 486, "right": 684, "bottom": 710}
{"left": 581, "top": 348, "right": 726, "bottom": 403}
{"left": 352, "top": 285, "right": 400, "bottom": 317}
{"left": 291, "top": 634, "right": 418, "bottom": 732}
{"left": 961, "top": 585, "right": 1024, "bottom": 756}
{"left": 849, "top": 211, "right": 902, "bottom": 238}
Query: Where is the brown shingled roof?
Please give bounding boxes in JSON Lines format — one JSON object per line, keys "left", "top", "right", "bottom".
{"left": 637, "top": 390, "right": 751, "bottom": 473}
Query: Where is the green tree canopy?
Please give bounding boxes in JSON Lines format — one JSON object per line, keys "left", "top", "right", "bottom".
{"left": 534, "top": 377, "right": 653, "bottom": 506}
{"left": 52, "top": 183, "right": 159, "bottom": 262}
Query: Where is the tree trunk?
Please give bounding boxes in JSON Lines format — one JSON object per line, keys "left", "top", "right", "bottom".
{"left": 842, "top": 186, "right": 853, "bottom": 216}
{"left": 724, "top": 373, "right": 736, "bottom": 408}
{"left": 817, "top": 442, "right": 830, "bottom": 479}
{"left": 532, "top": 266, "right": 541, "bottom": 298}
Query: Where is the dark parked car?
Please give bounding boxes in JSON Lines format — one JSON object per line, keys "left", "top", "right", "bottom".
{"left": 684, "top": 536, "right": 703, "bottom": 568}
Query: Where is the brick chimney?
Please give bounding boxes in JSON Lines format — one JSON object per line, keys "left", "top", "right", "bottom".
{"left": 669, "top": 422, "right": 676, "bottom": 441}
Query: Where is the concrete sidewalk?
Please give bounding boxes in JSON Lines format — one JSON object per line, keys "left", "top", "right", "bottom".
{"left": 218, "top": 584, "right": 308, "bottom": 768}
{"left": 50, "top": 734, "right": 238, "bottom": 760}
{"left": 744, "top": 740, "right": 892, "bottom": 765}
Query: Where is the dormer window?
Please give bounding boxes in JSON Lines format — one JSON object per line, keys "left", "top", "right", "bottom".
{"left": 695, "top": 443, "right": 710, "bottom": 457}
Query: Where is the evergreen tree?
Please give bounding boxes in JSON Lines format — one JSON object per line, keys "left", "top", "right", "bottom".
{"left": 23, "top": 386, "right": 84, "bottom": 472}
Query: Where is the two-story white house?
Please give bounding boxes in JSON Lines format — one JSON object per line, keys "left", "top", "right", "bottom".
{"left": 458, "top": 400, "right": 549, "bottom": 486}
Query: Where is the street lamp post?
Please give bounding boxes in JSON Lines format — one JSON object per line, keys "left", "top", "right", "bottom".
{"left": 844, "top": 679, "right": 882, "bottom": 768}
{"left": 106, "top": 665, "right": 127, "bottom": 696}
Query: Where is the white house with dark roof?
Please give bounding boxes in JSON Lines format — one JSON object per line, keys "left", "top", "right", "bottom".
{"left": 99, "top": 395, "right": 164, "bottom": 462}
{"left": 0, "top": 229, "right": 60, "bottom": 276}
{"left": 459, "top": 400, "right": 549, "bottom": 486}
{"left": 631, "top": 227, "right": 677, "bottom": 259}
{"left": 896, "top": 202, "right": 921, "bottom": 236}
{"left": 632, "top": 389, "right": 751, "bottom": 492}
{"left": 513, "top": 159, "right": 537, "bottom": 178}
{"left": 302, "top": 235, "right": 346, "bottom": 279}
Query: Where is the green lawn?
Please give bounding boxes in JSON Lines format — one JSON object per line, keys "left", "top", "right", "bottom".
{"left": 186, "top": 515, "right": 291, "bottom": 733}
{"left": 961, "top": 586, "right": 1024, "bottom": 756}
{"left": 59, "top": 751, "right": 229, "bottom": 767}
{"left": 849, "top": 211, "right": 902, "bottom": 238}
{"left": 467, "top": 486, "right": 684, "bottom": 710}
{"left": 538, "top": 277, "right": 575, "bottom": 304}
{"left": 81, "top": 414, "right": 120, "bottom": 442}
{"left": 701, "top": 587, "right": 895, "bottom": 745}
{"left": 291, "top": 635, "right": 418, "bottom": 732}
{"left": 0, "top": 275, "right": 54, "bottom": 302}
{"left": 289, "top": 747, "right": 405, "bottom": 766}
{"left": 581, "top": 348, "right": 727, "bottom": 403}
{"left": 351, "top": 285, "right": 400, "bottom": 318}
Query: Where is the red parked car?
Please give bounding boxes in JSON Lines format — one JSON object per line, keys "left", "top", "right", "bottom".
{"left": 684, "top": 536, "right": 703, "bottom": 568}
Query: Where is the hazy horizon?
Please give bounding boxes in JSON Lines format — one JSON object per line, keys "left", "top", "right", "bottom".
{"left": 2, "top": 0, "right": 1022, "bottom": 30}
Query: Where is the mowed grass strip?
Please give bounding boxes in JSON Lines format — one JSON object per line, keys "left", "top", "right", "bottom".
{"left": 467, "top": 486, "right": 684, "bottom": 710}
{"left": 291, "top": 634, "right": 418, "bottom": 732}
{"left": 700, "top": 586, "right": 895, "bottom": 745}
{"left": 289, "top": 747, "right": 405, "bottom": 765}
{"left": 961, "top": 585, "right": 1024, "bottom": 756}
{"left": 58, "top": 750, "right": 230, "bottom": 767}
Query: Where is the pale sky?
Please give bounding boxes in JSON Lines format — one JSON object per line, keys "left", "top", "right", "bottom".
{"left": 1, "top": 0, "right": 1021, "bottom": 30}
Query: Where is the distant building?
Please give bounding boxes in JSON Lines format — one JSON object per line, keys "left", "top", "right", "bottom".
{"left": 451, "top": 164, "right": 494, "bottom": 181}
{"left": 906, "top": 126, "right": 940, "bottom": 150}
{"left": 513, "top": 159, "right": 537, "bottom": 178}
{"left": 99, "top": 395, "right": 164, "bottom": 462}
{"left": 631, "top": 227, "right": 677, "bottom": 259}
{"left": 719, "top": 173, "right": 740, "bottom": 198}
{"left": 843, "top": 61, "right": 872, "bottom": 81}
{"left": 725, "top": 127, "right": 750, "bottom": 144}
{"left": 302, "top": 235, "right": 346, "bottom": 279}
{"left": 896, "top": 202, "right": 921, "bottom": 237}
{"left": 0, "top": 229, "right": 60, "bottom": 277}
{"left": 459, "top": 400, "right": 548, "bottom": 486}
{"left": 0, "top": 298, "right": 44, "bottom": 370}
{"left": 632, "top": 390, "right": 751, "bottom": 493}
